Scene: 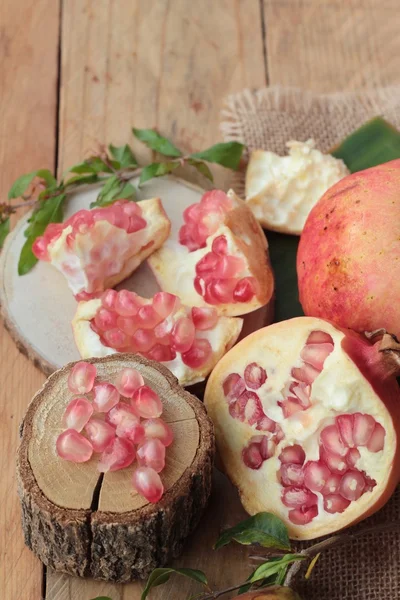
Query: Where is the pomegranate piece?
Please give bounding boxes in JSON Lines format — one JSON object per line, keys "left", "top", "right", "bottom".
{"left": 63, "top": 397, "right": 93, "bottom": 432}
{"left": 132, "top": 466, "right": 164, "bottom": 503}
{"left": 323, "top": 494, "right": 351, "bottom": 514}
{"left": 67, "top": 361, "right": 97, "bottom": 394}
{"left": 142, "top": 418, "right": 174, "bottom": 447}
{"left": 320, "top": 425, "right": 347, "bottom": 457}
{"left": 244, "top": 362, "right": 267, "bottom": 390}
{"left": 288, "top": 505, "right": 318, "bottom": 525}
{"left": 171, "top": 317, "right": 195, "bottom": 353}
{"left": 181, "top": 338, "right": 212, "bottom": 369}
{"left": 279, "top": 445, "right": 306, "bottom": 465}
{"left": 339, "top": 470, "right": 366, "bottom": 501}
{"left": 115, "top": 368, "right": 145, "bottom": 398}
{"left": 132, "top": 385, "right": 163, "bottom": 418}
{"left": 93, "top": 382, "right": 120, "bottom": 412}
{"left": 280, "top": 463, "right": 304, "bottom": 487}
{"left": 282, "top": 486, "right": 318, "bottom": 509}
{"left": 367, "top": 423, "right": 386, "bottom": 452}
{"left": 137, "top": 438, "right": 166, "bottom": 472}
{"left": 191, "top": 307, "right": 218, "bottom": 331}
{"left": 303, "top": 461, "right": 331, "bottom": 493}
{"left": 97, "top": 437, "right": 136, "bottom": 472}
{"left": 353, "top": 413, "right": 376, "bottom": 446}
{"left": 222, "top": 373, "right": 246, "bottom": 403}
{"left": 56, "top": 429, "right": 93, "bottom": 463}
{"left": 85, "top": 418, "right": 116, "bottom": 452}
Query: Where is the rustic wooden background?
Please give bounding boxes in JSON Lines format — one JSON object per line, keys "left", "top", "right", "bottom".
{"left": 1, "top": 1, "right": 399, "bottom": 599}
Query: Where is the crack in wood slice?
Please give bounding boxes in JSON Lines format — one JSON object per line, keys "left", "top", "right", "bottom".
{"left": 17, "top": 354, "right": 215, "bottom": 582}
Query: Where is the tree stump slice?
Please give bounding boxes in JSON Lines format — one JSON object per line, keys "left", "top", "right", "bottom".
{"left": 17, "top": 354, "right": 215, "bottom": 583}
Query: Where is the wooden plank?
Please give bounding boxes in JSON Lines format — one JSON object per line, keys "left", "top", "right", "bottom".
{"left": 47, "top": 0, "right": 265, "bottom": 598}
{"left": 263, "top": 0, "right": 400, "bottom": 90}
{"left": 0, "top": 1, "right": 60, "bottom": 599}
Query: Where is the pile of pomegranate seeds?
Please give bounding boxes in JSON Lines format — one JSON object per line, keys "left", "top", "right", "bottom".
{"left": 56, "top": 361, "right": 174, "bottom": 504}
{"left": 91, "top": 289, "right": 216, "bottom": 369}
{"left": 33, "top": 200, "right": 147, "bottom": 262}
{"left": 221, "top": 330, "right": 385, "bottom": 526}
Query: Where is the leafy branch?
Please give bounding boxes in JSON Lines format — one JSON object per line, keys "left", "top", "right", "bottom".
{"left": 1, "top": 128, "right": 245, "bottom": 276}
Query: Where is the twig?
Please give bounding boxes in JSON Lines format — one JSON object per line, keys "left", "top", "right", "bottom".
{"left": 200, "top": 581, "right": 251, "bottom": 599}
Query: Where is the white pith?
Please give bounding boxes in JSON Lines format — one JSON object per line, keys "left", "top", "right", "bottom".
{"left": 205, "top": 317, "right": 397, "bottom": 540}
{"left": 245, "top": 140, "right": 350, "bottom": 235}
{"left": 72, "top": 298, "right": 243, "bottom": 386}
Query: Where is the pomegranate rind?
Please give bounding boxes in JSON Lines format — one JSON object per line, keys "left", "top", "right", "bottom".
{"left": 72, "top": 297, "right": 243, "bottom": 387}
{"left": 45, "top": 198, "right": 171, "bottom": 297}
{"left": 148, "top": 189, "right": 274, "bottom": 317}
{"left": 204, "top": 316, "right": 400, "bottom": 540}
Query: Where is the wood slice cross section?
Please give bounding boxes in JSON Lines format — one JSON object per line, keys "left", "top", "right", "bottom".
{"left": 17, "top": 354, "right": 214, "bottom": 583}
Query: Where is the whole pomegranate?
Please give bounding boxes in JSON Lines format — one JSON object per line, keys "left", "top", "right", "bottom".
{"left": 205, "top": 317, "right": 400, "bottom": 540}
{"left": 297, "top": 160, "right": 400, "bottom": 338}
{"left": 238, "top": 587, "right": 301, "bottom": 600}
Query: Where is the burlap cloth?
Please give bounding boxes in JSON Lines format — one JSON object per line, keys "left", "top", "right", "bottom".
{"left": 220, "top": 86, "right": 400, "bottom": 600}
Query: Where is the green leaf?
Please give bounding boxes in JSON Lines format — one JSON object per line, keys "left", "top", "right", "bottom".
{"left": 141, "top": 568, "right": 207, "bottom": 600}
{"left": 117, "top": 181, "right": 136, "bottom": 200}
{"left": 65, "top": 173, "right": 100, "bottom": 187}
{"left": 69, "top": 162, "right": 97, "bottom": 175}
{"left": 18, "top": 193, "right": 66, "bottom": 275}
{"left": 36, "top": 169, "right": 57, "bottom": 188}
{"left": 90, "top": 176, "right": 136, "bottom": 208}
{"left": 8, "top": 172, "right": 38, "bottom": 199}
{"left": 133, "top": 128, "right": 182, "bottom": 157}
{"left": 69, "top": 157, "right": 113, "bottom": 175}
{"left": 190, "top": 141, "right": 244, "bottom": 170}
{"left": 249, "top": 554, "right": 306, "bottom": 584}
{"left": 187, "top": 158, "right": 214, "bottom": 181}
{"left": 139, "top": 161, "right": 180, "bottom": 186}
{"left": 237, "top": 582, "right": 252, "bottom": 595}
{"left": 267, "top": 231, "right": 303, "bottom": 322}
{"left": 109, "top": 143, "right": 138, "bottom": 168}
{"left": 0, "top": 217, "right": 10, "bottom": 249}
{"left": 214, "top": 512, "right": 290, "bottom": 551}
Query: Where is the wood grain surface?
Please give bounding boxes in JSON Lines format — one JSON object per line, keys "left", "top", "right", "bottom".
{"left": 1, "top": 1, "right": 400, "bottom": 599}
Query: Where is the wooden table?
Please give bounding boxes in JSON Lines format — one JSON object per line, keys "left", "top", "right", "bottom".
{"left": 1, "top": 1, "right": 399, "bottom": 598}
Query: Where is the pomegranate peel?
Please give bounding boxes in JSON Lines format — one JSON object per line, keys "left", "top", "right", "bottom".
{"left": 148, "top": 189, "right": 274, "bottom": 317}
{"left": 205, "top": 317, "right": 400, "bottom": 540}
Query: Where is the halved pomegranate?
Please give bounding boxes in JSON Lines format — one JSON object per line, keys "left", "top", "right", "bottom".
{"left": 148, "top": 189, "right": 274, "bottom": 316}
{"left": 32, "top": 198, "right": 171, "bottom": 300}
{"left": 205, "top": 317, "right": 400, "bottom": 540}
{"left": 72, "top": 289, "right": 243, "bottom": 386}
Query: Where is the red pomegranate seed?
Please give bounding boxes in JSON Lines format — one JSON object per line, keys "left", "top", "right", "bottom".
{"left": 204, "top": 278, "right": 236, "bottom": 304}
{"left": 103, "top": 328, "right": 130, "bottom": 349}
{"left": 282, "top": 486, "right": 318, "bottom": 509}
{"left": 364, "top": 475, "right": 377, "bottom": 492}
{"left": 217, "top": 255, "right": 245, "bottom": 279}
{"left": 337, "top": 414, "right": 354, "bottom": 447}
{"left": 306, "top": 331, "right": 334, "bottom": 345}
{"left": 137, "top": 438, "right": 166, "bottom": 473}
{"left": 237, "top": 391, "right": 264, "bottom": 425}
{"left": 85, "top": 418, "right": 115, "bottom": 453}
{"left": 201, "top": 189, "right": 232, "bottom": 211}
{"left": 116, "top": 316, "right": 137, "bottom": 337}
{"left": 63, "top": 397, "right": 93, "bottom": 432}
{"left": 101, "top": 289, "right": 118, "bottom": 311}
{"left": 131, "top": 329, "right": 156, "bottom": 353}
{"left": 94, "top": 308, "right": 118, "bottom": 331}
{"left": 256, "top": 414, "right": 276, "bottom": 433}
{"left": 300, "top": 343, "right": 334, "bottom": 370}
{"left": 289, "top": 382, "right": 311, "bottom": 408}
{"left": 321, "top": 473, "right": 342, "bottom": 496}
{"left": 152, "top": 292, "right": 180, "bottom": 319}
{"left": 181, "top": 338, "right": 212, "bottom": 368}
{"left": 116, "top": 415, "right": 145, "bottom": 444}
{"left": 154, "top": 319, "right": 173, "bottom": 343}
{"left": 126, "top": 214, "right": 147, "bottom": 233}
{"left": 56, "top": 429, "right": 93, "bottom": 463}
{"left": 291, "top": 363, "right": 320, "bottom": 385}
{"left": 222, "top": 373, "right": 246, "bottom": 403}
{"left": 115, "top": 368, "right": 144, "bottom": 398}
{"left": 280, "top": 464, "right": 304, "bottom": 487}
{"left": 145, "top": 344, "right": 177, "bottom": 362}
{"left": 279, "top": 398, "right": 303, "bottom": 418}
{"left": 279, "top": 445, "right": 306, "bottom": 465}
{"left": 260, "top": 436, "right": 276, "bottom": 459}
{"left": 132, "top": 385, "right": 163, "bottom": 418}
{"left": 303, "top": 461, "right": 331, "bottom": 493}
{"left": 97, "top": 437, "right": 135, "bottom": 473}
{"left": 68, "top": 361, "right": 97, "bottom": 394}
{"left": 242, "top": 443, "right": 263, "bottom": 469}
{"left": 275, "top": 424, "right": 285, "bottom": 442}
{"left": 320, "top": 425, "right": 347, "bottom": 456}
{"left": 195, "top": 252, "right": 221, "bottom": 276}
{"left": 212, "top": 235, "right": 228, "bottom": 256}
{"left": 233, "top": 277, "right": 256, "bottom": 303}
{"left": 339, "top": 470, "right": 366, "bottom": 501}
{"left": 353, "top": 413, "right": 376, "bottom": 446}
{"left": 323, "top": 494, "right": 351, "bottom": 514}
{"left": 346, "top": 447, "right": 361, "bottom": 467}
{"left": 106, "top": 401, "right": 139, "bottom": 426}
{"left": 142, "top": 418, "right": 174, "bottom": 447}
{"left": 32, "top": 236, "right": 50, "bottom": 260}
{"left": 183, "top": 202, "right": 202, "bottom": 222}
{"left": 115, "top": 290, "right": 140, "bottom": 317}
{"left": 320, "top": 447, "right": 348, "bottom": 474}
{"left": 244, "top": 362, "right": 267, "bottom": 390}
{"left": 132, "top": 466, "right": 164, "bottom": 503}
{"left": 191, "top": 307, "right": 218, "bottom": 330}
{"left": 288, "top": 505, "right": 318, "bottom": 525}
{"left": 136, "top": 305, "right": 162, "bottom": 329}
{"left": 367, "top": 423, "right": 386, "bottom": 452}
{"left": 171, "top": 317, "right": 196, "bottom": 353}
{"left": 93, "top": 383, "right": 120, "bottom": 412}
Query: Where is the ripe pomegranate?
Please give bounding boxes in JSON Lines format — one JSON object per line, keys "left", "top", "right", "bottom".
{"left": 72, "top": 289, "right": 243, "bottom": 386}
{"left": 148, "top": 189, "right": 274, "bottom": 316}
{"left": 205, "top": 317, "right": 400, "bottom": 540}
{"left": 297, "top": 160, "right": 400, "bottom": 338}
{"left": 32, "top": 198, "right": 170, "bottom": 300}
{"left": 237, "top": 588, "right": 301, "bottom": 600}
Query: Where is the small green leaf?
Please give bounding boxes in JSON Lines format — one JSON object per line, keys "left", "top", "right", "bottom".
{"left": 133, "top": 128, "right": 182, "bottom": 157}
{"left": 237, "top": 582, "right": 252, "bottom": 595}
{"left": 65, "top": 173, "right": 100, "bottom": 187}
{"left": 69, "top": 162, "right": 97, "bottom": 175}
{"left": 8, "top": 172, "right": 38, "bottom": 199}
{"left": 69, "top": 157, "right": 113, "bottom": 175}
{"left": 90, "top": 176, "right": 136, "bottom": 208}
{"left": 0, "top": 217, "right": 10, "bottom": 249}
{"left": 190, "top": 141, "right": 244, "bottom": 170}
{"left": 36, "top": 169, "right": 57, "bottom": 188}
{"left": 109, "top": 143, "right": 138, "bottom": 168}
{"left": 214, "top": 513, "right": 290, "bottom": 551}
{"left": 117, "top": 181, "right": 136, "bottom": 200}
{"left": 187, "top": 158, "right": 214, "bottom": 181}
{"left": 139, "top": 161, "right": 180, "bottom": 186}
{"left": 141, "top": 567, "right": 207, "bottom": 600}
{"left": 305, "top": 552, "right": 320, "bottom": 579}
{"left": 249, "top": 554, "right": 306, "bottom": 584}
